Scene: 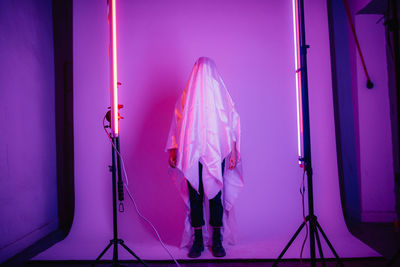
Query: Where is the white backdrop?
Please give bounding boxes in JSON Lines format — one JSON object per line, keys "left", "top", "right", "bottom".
{"left": 36, "top": 0, "right": 378, "bottom": 260}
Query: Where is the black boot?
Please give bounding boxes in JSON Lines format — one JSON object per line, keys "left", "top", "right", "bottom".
{"left": 188, "top": 228, "right": 204, "bottom": 258}
{"left": 211, "top": 227, "right": 226, "bottom": 257}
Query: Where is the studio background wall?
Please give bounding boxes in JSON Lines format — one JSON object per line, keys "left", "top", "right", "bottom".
{"left": 0, "top": 0, "right": 58, "bottom": 262}
{"left": 355, "top": 14, "right": 395, "bottom": 222}
{"left": 35, "top": 0, "right": 377, "bottom": 260}
{"left": 331, "top": 0, "right": 397, "bottom": 223}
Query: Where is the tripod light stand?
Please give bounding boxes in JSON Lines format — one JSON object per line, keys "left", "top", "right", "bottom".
{"left": 273, "top": 0, "right": 344, "bottom": 266}
{"left": 91, "top": 0, "right": 148, "bottom": 266}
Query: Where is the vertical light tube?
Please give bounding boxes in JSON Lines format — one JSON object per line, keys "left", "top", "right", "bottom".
{"left": 109, "top": 0, "right": 119, "bottom": 137}
{"left": 292, "top": 0, "right": 304, "bottom": 166}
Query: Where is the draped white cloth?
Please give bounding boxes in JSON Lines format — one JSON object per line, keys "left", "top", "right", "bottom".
{"left": 166, "top": 57, "right": 244, "bottom": 247}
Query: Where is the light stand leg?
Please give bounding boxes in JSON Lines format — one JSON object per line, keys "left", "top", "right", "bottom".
{"left": 273, "top": 221, "right": 307, "bottom": 266}
{"left": 273, "top": 170, "right": 343, "bottom": 266}
{"left": 315, "top": 221, "right": 343, "bottom": 266}
{"left": 92, "top": 137, "right": 148, "bottom": 267}
{"left": 120, "top": 240, "right": 148, "bottom": 265}
{"left": 273, "top": 0, "right": 344, "bottom": 265}
{"left": 313, "top": 220, "right": 326, "bottom": 267}
{"left": 91, "top": 241, "right": 113, "bottom": 267}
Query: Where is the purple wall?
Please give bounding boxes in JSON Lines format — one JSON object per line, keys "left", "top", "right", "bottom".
{"left": 355, "top": 14, "right": 395, "bottom": 222}
{"left": 346, "top": 0, "right": 396, "bottom": 222}
{"left": 35, "top": 0, "right": 378, "bottom": 260}
{"left": 0, "top": 0, "right": 58, "bottom": 262}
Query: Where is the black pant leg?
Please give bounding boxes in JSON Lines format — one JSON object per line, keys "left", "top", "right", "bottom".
{"left": 187, "top": 162, "right": 205, "bottom": 227}
{"left": 209, "top": 159, "right": 225, "bottom": 227}
{"left": 209, "top": 191, "right": 223, "bottom": 227}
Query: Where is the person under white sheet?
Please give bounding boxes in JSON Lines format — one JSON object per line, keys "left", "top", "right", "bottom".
{"left": 166, "top": 57, "right": 243, "bottom": 258}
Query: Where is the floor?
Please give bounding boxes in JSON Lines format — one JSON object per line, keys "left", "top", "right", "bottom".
{"left": 2, "top": 222, "right": 399, "bottom": 267}
{"left": 23, "top": 259, "right": 387, "bottom": 267}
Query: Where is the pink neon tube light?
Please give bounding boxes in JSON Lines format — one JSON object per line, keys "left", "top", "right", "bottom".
{"left": 109, "top": 0, "right": 119, "bottom": 137}
{"left": 292, "top": 0, "right": 304, "bottom": 166}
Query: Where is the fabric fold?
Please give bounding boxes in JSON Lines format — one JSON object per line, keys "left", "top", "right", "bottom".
{"left": 166, "top": 57, "right": 244, "bottom": 247}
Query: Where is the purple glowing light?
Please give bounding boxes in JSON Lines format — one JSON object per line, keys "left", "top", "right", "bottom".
{"left": 292, "top": 0, "right": 304, "bottom": 166}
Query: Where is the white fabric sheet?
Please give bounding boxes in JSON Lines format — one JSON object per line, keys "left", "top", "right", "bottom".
{"left": 166, "top": 57, "right": 244, "bottom": 247}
